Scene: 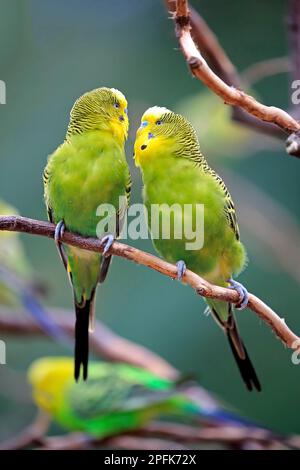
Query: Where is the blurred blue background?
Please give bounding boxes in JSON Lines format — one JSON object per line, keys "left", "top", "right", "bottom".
{"left": 0, "top": 0, "right": 300, "bottom": 439}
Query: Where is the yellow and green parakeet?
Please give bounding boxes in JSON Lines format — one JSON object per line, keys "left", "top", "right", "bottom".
{"left": 134, "top": 107, "right": 260, "bottom": 392}
{"left": 0, "top": 199, "right": 65, "bottom": 340}
{"left": 43, "top": 88, "right": 131, "bottom": 380}
{"left": 28, "top": 356, "right": 253, "bottom": 438}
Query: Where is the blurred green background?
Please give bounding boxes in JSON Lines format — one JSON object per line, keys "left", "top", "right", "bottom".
{"left": 0, "top": 0, "right": 300, "bottom": 439}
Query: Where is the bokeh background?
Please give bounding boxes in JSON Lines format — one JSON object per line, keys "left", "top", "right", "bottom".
{"left": 0, "top": 0, "right": 300, "bottom": 440}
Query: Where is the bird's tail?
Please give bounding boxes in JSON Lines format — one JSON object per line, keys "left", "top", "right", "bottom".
{"left": 207, "top": 300, "right": 261, "bottom": 392}
{"left": 167, "top": 386, "right": 261, "bottom": 428}
{"left": 74, "top": 290, "right": 96, "bottom": 381}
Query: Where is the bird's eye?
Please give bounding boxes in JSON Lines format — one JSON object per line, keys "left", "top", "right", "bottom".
{"left": 114, "top": 102, "right": 120, "bottom": 109}
{"left": 156, "top": 120, "right": 162, "bottom": 125}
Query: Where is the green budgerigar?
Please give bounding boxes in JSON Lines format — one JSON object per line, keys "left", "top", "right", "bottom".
{"left": 134, "top": 107, "right": 261, "bottom": 391}
{"left": 43, "top": 88, "right": 131, "bottom": 380}
{"left": 28, "top": 357, "right": 252, "bottom": 438}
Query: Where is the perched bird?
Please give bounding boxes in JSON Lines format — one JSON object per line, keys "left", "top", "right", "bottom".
{"left": 43, "top": 88, "right": 131, "bottom": 380}
{"left": 0, "top": 199, "right": 65, "bottom": 340}
{"left": 134, "top": 107, "right": 261, "bottom": 391}
{"left": 28, "top": 356, "right": 253, "bottom": 437}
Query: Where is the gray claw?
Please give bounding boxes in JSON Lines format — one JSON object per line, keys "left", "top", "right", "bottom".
{"left": 100, "top": 234, "right": 115, "bottom": 256}
{"left": 176, "top": 260, "right": 187, "bottom": 281}
{"left": 227, "top": 278, "right": 249, "bottom": 310}
{"left": 54, "top": 220, "right": 67, "bottom": 270}
{"left": 55, "top": 220, "right": 65, "bottom": 243}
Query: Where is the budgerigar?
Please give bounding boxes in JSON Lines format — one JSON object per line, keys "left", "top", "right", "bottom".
{"left": 28, "top": 357, "right": 253, "bottom": 438}
{"left": 43, "top": 88, "right": 131, "bottom": 380}
{"left": 0, "top": 199, "right": 65, "bottom": 340}
{"left": 134, "top": 107, "right": 261, "bottom": 391}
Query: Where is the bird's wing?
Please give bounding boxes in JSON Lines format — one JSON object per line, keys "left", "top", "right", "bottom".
{"left": 207, "top": 167, "right": 240, "bottom": 241}
{"left": 43, "top": 163, "right": 54, "bottom": 222}
{"left": 116, "top": 167, "right": 131, "bottom": 237}
{"left": 66, "top": 370, "right": 172, "bottom": 420}
{"left": 125, "top": 169, "right": 132, "bottom": 206}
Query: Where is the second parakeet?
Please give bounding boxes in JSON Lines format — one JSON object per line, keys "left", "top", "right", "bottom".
{"left": 134, "top": 107, "right": 260, "bottom": 391}
{"left": 43, "top": 88, "right": 131, "bottom": 380}
{"left": 29, "top": 356, "right": 253, "bottom": 438}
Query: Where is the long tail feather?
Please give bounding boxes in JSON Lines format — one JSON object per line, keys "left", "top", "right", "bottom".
{"left": 226, "top": 327, "right": 261, "bottom": 392}
{"left": 209, "top": 301, "right": 261, "bottom": 392}
{"left": 74, "top": 294, "right": 95, "bottom": 381}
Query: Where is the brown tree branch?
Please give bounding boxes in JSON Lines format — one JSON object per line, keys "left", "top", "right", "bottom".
{"left": 1, "top": 419, "right": 296, "bottom": 450}
{"left": 0, "top": 214, "right": 299, "bottom": 353}
{"left": 241, "top": 57, "right": 291, "bottom": 86}
{"left": 165, "top": 0, "right": 300, "bottom": 153}
{"left": 0, "top": 307, "right": 178, "bottom": 380}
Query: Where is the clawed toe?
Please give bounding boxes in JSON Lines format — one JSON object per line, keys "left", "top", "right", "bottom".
{"left": 54, "top": 220, "right": 67, "bottom": 270}
{"left": 100, "top": 234, "right": 115, "bottom": 256}
{"left": 227, "top": 278, "right": 249, "bottom": 310}
{"left": 176, "top": 260, "right": 187, "bottom": 282}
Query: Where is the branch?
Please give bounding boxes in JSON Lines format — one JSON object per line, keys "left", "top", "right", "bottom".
{"left": 0, "top": 307, "right": 178, "bottom": 380}
{"left": 241, "top": 57, "right": 291, "bottom": 85}
{"left": 42, "top": 433, "right": 188, "bottom": 451}
{"left": 165, "top": 0, "right": 300, "bottom": 153}
{"left": 2, "top": 419, "right": 296, "bottom": 450}
{"left": 0, "top": 215, "right": 299, "bottom": 352}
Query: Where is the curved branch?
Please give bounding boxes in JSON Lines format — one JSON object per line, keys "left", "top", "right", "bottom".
{"left": 0, "top": 214, "right": 299, "bottom": 352}
{"left": 166, "top": 0, "right": 300, "bottom": 155}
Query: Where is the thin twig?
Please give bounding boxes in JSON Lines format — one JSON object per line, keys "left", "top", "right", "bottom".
{"left": 0, "top": 215, "right": 299, "bottom": 352}
{"left": 165, "top": 0, "right": 300, "bottom": 152}
{"left": 241, "top": 57, "right": 291, "bottom": 85}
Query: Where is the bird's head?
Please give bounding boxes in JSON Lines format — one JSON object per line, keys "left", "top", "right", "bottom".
{"left": 67, "top": 87, "right": 128, "bottom": 143}
{"left": 28, "top": 357, "right": 73, "bottom": 415}
{"left": 134, "top": 106, "right": 199, "bottom": 167}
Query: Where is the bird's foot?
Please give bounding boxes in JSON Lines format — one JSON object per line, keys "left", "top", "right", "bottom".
{"left": 227, "top": 278, "right": 249, "bottom": 310}
{"left": 54, "top": 220, "right": 67, "bottom": 270}
{"left": 176, "top": 260, "right": 187, "bottom": 281}
{"left": 100, "top": 234, "right": 115, "bottom": 256}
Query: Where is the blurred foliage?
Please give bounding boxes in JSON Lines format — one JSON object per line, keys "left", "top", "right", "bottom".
{"left": 0, "top": 0, "right": 300, "bottom": 441}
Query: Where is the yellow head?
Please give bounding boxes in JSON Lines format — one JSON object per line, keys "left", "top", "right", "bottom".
{"left": 28, "top": 357, "right": 73, "bottom": 415}
{"left": 134, "top": 106, "right": 200, "bottom": 167}
{"left": 67, "top": 87, "right": 128, "bottom": 143}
